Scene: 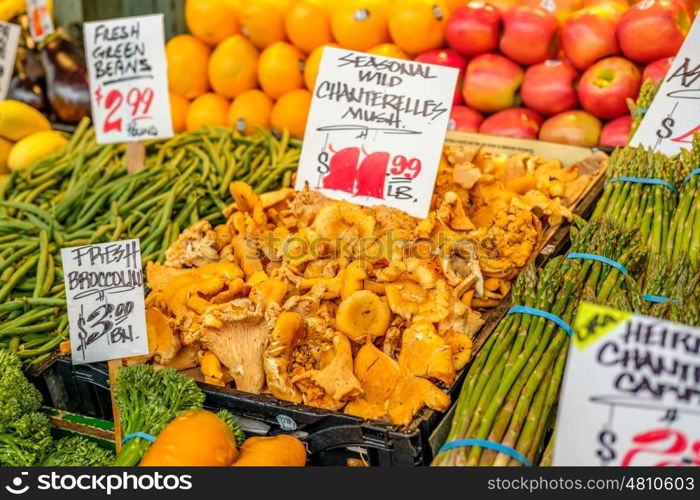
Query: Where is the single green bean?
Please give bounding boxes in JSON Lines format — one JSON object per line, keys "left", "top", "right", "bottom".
{"left": 33, "top": 231, "right": 49, "bottom": 299}
{"left": 40, "top": 254, "right": 55, "bottom": 297}
{"left": 0, "top": 255, "right": 39, "bottom": 302}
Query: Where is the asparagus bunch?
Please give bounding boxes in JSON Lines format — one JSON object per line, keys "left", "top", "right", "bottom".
{"left": 591, "top": 145, "right": 681, "bottom": 254}
{"left": 670, "top": 283, "right": 700, "bottom": 327}
{"left": 667, "top": 133, "right": 700, "bottom": 270}
{"left": 432, "top": 259, "right": 574, "bottom": 466}
{"left": 433, "top": 219, "right": 646, "bottom": 467}
{"left": 639, "top": 253, "right": 698, "bottom": 319}
{"left": 629, "top": 79, "right": 660, "bottom": 138}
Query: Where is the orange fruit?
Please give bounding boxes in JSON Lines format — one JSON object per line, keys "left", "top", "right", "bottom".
{"left": 227, "top": 89, "right": 274, "bottom": 135}
{"left": 186, "top": 93, "right": 230, "bottom": 131}
{"left": 208, "top": 35, "right": 259, "bottom": 99}
{"left": 388, "top": 0, "right": 447, "bottom": 56}
{"left": 444, "top": 0, "right": 467, "bottom": 13}
{"left": 331, "top": 0, "right": 390, "bottom": 51}
{"left": 366, "top": 43, "right": 409, "bottom": 59}
{"left": 271, "top": 89, "right": 311, "bottom": 138}
{"left": 169, "top": 92, "right": 190, "bottom": 132}
{"left": 258, "top": 41, "right": 306, "bottom": 100}
{"left": 285, "top": 0, "right": 334, "bottom": 54}
{"left": 304, "top": 42, "right": 339, "bottom": 90}
{"left": 165, "top": 35, "right": 210, "bottom": 99}
{"left": 185, "top": 0, "right": 241, "bottom": 46}
{"left": 240, "top": 0, "right": 291, "bottom": 49}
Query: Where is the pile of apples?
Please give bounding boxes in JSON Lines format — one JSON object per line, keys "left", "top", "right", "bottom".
{"left": 436, "top": 0, "right": 694, "bottom": 148}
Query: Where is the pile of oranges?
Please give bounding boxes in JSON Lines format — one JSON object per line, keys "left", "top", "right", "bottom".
{"left": 168, "top": 0, "right": 465, "bottom": 139}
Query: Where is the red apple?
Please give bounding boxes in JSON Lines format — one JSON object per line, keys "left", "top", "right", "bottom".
{"left": 479, "top": 107, "right": 543, "bottom": 139}
{"left": 600, "top": 115, "right": 632, "bottom": 147}
{"left": 448, "top": 105, "right": 485, "bottom": 132}
{"left": 521, "top": 60, "right": 579, "bottom": 116}
{"left": 667, "top": 0, "right": 698, "bottom": 17}
{"left": 523, "top": 0, "right": 585, "bottom": 25}
{"left": 577, "top": 56, "right": 642, "bottom": 119}
{"left": 642, "top": 57, "right": 674, "bottom": 82}
{"left": 560, "top": 6, "right": 621, "bottom": 70}
{"left": 489, "top": 0, "right": 521, "bottom": 12}
{"left": 583, "top": 0, "right": 629, "bottom": 7}
{"left": 617, "top": 0, "right": 691, "bottom": 63}
{"left": 462, "top": 54, "right": 525, "bottom": 113}
{"left": 445, "top": 2, "right": 502, "bottom": 58}
{"left": 416, "top": 49, "right": 468, "bottom": 104}
{"left": 499, "top": 6, "right": 559, "bottom": 65}
{"left": 539, "top": 110, "right": 602, "bottom": 146}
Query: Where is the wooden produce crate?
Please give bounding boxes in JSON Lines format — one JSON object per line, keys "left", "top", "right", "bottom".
{"left": 43, "top": 407, "right": 115, "bottom": 451}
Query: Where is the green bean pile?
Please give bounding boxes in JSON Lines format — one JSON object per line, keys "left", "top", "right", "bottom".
{"left": 0, "top": 119, "right": 301, "bottom": 364}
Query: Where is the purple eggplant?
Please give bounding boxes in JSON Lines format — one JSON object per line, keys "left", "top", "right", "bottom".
{"left": 7, "top": 74, "right": 46, "bottom": 110}
{"left": 40, "top": 35, "right": 90, "bottom": 123}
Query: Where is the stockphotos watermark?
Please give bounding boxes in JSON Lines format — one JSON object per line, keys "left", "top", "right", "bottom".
{"left": 3, "top": 470, "right": 192, "bottom": 496}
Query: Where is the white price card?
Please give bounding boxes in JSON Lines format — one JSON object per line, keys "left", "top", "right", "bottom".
{"left": 26, "top": 0, "right": 54, "bottom": 42}
{"left": 296, "top": 47, "right": 458, "bottom": 219}
{"left": 0, "top": 21, "right": 20, "bottom": 100}
{"left": 83, "top": 15, "right": 173, "bottom": 145}
{"left": 553, "top": 302, "right": 700, "bottom": 466}
{"left": 61, "top": 239, "right": 149, "bottom": 365}
{"left": 629, "top": 16, "right": 700, "bottom": 155}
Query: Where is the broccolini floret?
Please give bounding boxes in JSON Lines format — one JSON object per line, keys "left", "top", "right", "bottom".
{"left": 216, "top": 410, "right": 246, "bottom": 447}
{"left": 0, "top": 351, "right": 51, "bottom": 466}
{"left": 0, "top": 412, "right": 52, "bottom": 466}
{"left": 41, "top": 436, "right": 115, "bottom": 467}
{"left": 0, "top": 350, "right": 43, "bottom": 424}
{"left": 112, "top": 365, "right": 205, "bottom": 466}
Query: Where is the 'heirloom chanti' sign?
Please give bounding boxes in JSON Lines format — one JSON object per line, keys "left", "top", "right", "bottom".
{"left": 553, "top": 302, "right": 700, "bottom": 466}
{"left": 296, "top": 47, "right": 458, "bottom": 219}
{"left": 61, "top": 240, "right": 148, "bottom": 365}
{"left": 83, "top": 15, "right": 173, "bottom": 145}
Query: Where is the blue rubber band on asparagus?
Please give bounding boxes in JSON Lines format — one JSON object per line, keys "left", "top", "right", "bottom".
{"left": 605, "top": 176, "right": 679, "bottom": 196}
{"left": 684, "top": 168, "right": 700, "bottom": 184}
{"left": 641, "top": 294, "right": 679, "bottom": 305}
{"left": 507, "top": 306, "right": 573, "bottom": 337}
{"left": 122, "top": 431, "right": 157, "bottom": 444}
{"left": 438, "top": 439, "right": 533, "bottom": 466}
{"left": 566, "top": 252, "right": 629, "bottom": 276}
{"left": 635, "top": 108, "right": 647, "bottom": 115}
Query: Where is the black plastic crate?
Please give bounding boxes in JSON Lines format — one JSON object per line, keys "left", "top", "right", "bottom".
{"left": 52, "top": 355, "right": 468, "bottom": 466}
{"left": 53, "top": 357, "right": 115, "bottom": 420}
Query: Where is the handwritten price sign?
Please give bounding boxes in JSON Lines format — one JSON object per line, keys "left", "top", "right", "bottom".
{"left": 0, "top": 21, "right": 20, "bottom": 100}
{"left": 61, "top": 240, "right": 148, "bottom": 364}
{"left": 296, "top": 48, "right": 458, "bottom": 218}
{"left": 552, "top": 303, "right": 700, "bottom": 466}
{"left": 26, "top": 0, "right": 54, "bottom": 42}
{"left": 630, "top": 16, "right": 700, "bottom": 155}
{"left": 84, "top": 15, "right": 172, "bottom": 145}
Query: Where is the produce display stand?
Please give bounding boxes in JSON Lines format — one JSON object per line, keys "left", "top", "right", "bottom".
{"left": 45, "top": 132, "right": 608, "bottom": 466}
{"left": 1, "top": 0, "right": 697, "bottom": 474}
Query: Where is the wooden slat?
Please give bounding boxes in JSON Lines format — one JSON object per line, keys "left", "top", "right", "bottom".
{"left": 83, "top": 0, "right": 123, "bottom": 21}
{"left": 62, "top": 1, "right": 187, "bottom": 39}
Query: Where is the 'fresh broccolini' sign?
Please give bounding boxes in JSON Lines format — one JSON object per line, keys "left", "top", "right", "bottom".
{"left": 61, "top": 239, "right": 149, "bottom": 364}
